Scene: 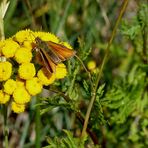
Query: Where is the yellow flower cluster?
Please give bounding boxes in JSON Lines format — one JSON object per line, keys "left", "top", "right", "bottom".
{"left": 0, "top": 29, "right": 73, "bottom": 113}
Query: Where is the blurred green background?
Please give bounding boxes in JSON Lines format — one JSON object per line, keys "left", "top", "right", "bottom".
{"left": 0, "top": 0, "right": 148, "bottom": 147}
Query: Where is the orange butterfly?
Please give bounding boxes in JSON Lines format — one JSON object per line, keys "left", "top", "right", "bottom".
{"left": 34, "top": 37, "right": 76, "bottom": 76}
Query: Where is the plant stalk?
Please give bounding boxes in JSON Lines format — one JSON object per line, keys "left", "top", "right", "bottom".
{"left": 35, "top": 98, "right": 41, "bottom": 148}
{"left": 0, "top": 1, "right": 9, "bottom": 147}
{"left": 81, "top": 0, "right": 129, "bottom": 137}
{"left": 3, "top": 105, "right": 8, "bottom": 148}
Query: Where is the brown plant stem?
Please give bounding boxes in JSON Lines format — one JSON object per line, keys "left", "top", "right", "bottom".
{"left": 48, "top": 88, "right": 99, "bottom": 145}
{"left": 81, "top": 0, "right": 129, "bottom": 138}
{"left": 142, "top": 24, "right": 148, "bottom": 64}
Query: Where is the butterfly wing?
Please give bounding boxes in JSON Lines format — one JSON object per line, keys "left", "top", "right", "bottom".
{"left": 47, "top": 41, "right": 76, "bottom": 61}
{"left": 37, "top": 47, "right": 57, "bottom": 74}
{"left": 35, "top": 37, "right": 61, "bottom": 64}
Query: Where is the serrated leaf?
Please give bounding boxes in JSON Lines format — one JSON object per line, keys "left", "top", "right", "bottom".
{"left": 83, "top": 80, "right": 89, "bottom": 92}
{"left": 40, "top": 106, "right": 55, "bottom": 115}
{"left": 96, "top": 83, "right": 105, "bottom": 96}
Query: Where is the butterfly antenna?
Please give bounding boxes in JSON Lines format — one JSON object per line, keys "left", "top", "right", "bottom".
{"left": 74, "top": 55, "right": 92, "bottom": 84}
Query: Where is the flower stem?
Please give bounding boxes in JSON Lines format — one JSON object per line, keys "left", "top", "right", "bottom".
{"left": 81, "top": 0, "right": 129, "bottom": 137}
{"left": 0, "top": 1, "right": 9, "bottom": 147}
{"left": 2, "top": 105, "right": 8, "bottom": 148}
{"left": 35, "top": 98, "right": 41, "bottom": 148}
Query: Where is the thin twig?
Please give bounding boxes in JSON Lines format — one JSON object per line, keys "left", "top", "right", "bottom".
{"left": 81, "top": 0, "right": 129, "bottom": 137}
{"left": 75, "top": 54, "right": 93, "bottom": 88}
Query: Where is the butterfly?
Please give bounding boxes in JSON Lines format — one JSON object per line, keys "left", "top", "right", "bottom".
{"left": 34, "top": 37, "right": 76, "bottom": 76}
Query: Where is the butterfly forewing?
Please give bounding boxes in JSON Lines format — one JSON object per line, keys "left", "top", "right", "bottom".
{"left": 47, "top": 41, "right": 76, "bottom": 60}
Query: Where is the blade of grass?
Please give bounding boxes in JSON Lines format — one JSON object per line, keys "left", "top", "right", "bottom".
{"left": 19, "top": 117, "right": 30, "bottom": 147}
{"left": 4, "top": 0, "right": 17, "bottom": 30}
{"left": 56, "top": 0, "right": 72, "bottom": 35}
{"left": 0, "top": 0, "right": 9, "bottom": 39}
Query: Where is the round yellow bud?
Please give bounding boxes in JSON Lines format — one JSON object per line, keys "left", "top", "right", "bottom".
{"left": 0, "top": 61, "right": 12, "bottom": 81}
{"left": 26, "top": 77, "right": 43, "bottom": 95}
{"left": 55, "top": 63, "right": 67, "bottom": 79}
{"left": 0, "top": 90, "right": 10, "bottom": 104}
{"left": 37, "top": 68, "right": 55, "bottom": 86}
{"left": 87, "top": 60, "right": 96, "bottom": 71}
{"left": 4, "top": 79, "right": 17, "bottom": 95}
{"left": 1, "top": 39, "right": 20, "bottom": 58}
{"left": 13, "top": 86, "right": 31, "bottom": 104}
{"left": 15, "top": 47, "right": 32, "bottom": 64}
{"left": 18, "top": 63, "right": 36, "bottom": 80}
{"left": 11, "top": 101, "right": 25, "bottom": 113}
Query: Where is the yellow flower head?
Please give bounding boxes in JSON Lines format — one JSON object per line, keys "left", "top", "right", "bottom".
{"left": 4, "top": 79, "right": 17, "bottom": 95}
{"left": 34, "top": 31, "right": 59, "bottom": 43}
{"left": 0, "top": 40, "right": 5, "bottom": 53}
{"left": 55, "top": 63, "right": 67, "bottom": 79}
{"left": 37, "top": 68, "right": 55, "bottom": 86}
{"left": 26, "top": 77, "right": 43, "bottom": 95}
{"left": 13, "top": 86, "right": 31, "bottom": 104}
{"left": 22, "top": 40, "right": 33, "bottom": 51}
{"left": 87, "top": 60, "right": 96, "bottom": 71}
{"left": 60, "top": 41, "right": 73, "bottom": 49}
{"left": 14, "top": 29, "right": 35, "bottom": 43}
{"left": 15, "top": 47, "right": 32, "bottom": 64}
{"left": 18, "top": 63, "right": 36, "bottom": 80}
{"left": 16, "top": 78, "right": 25, "bottom": 87}
{"left": 0, "top": 61, "right": 12, "bottom": 81}
{"left": 11, "top": 101, "right": 25, "bottom": 113}
{"left": 1, "top": 39, "right": 20, "bottom": 58}
{"left": 0, "top": 90, "right": 10, "bottom": 104}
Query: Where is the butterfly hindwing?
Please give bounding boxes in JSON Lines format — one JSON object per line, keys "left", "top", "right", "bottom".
{"left": 38, "top": 47, "right": 56, "bottom": 74}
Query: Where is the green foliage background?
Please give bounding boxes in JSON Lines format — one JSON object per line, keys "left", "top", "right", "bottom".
{"left": 0, "top": 0, "right": 148, "bottom": 147}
